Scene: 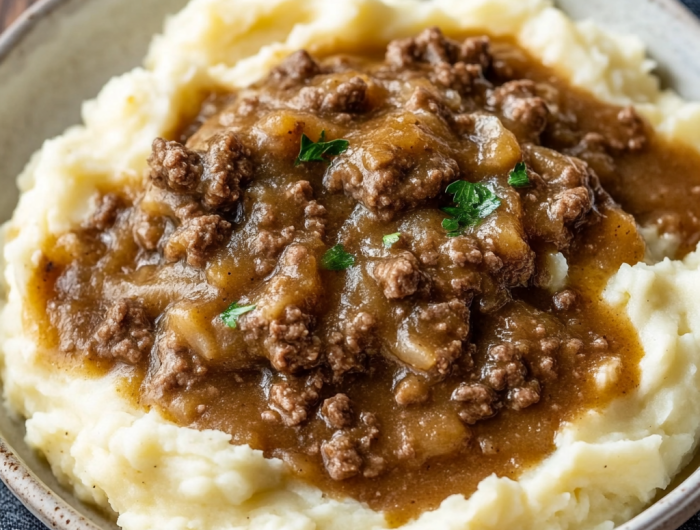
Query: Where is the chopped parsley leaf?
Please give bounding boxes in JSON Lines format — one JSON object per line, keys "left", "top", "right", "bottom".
{"left": 441, "top": 180, "right": 501, "bottom": 237}
{"left": 508, "top": 162, "right": 530, "bottom": 188}
{"left": 321, "top": 244, "right": 355, "bottom": 271}
{"left": 295, "top": 130, "right": 349, "bottom": 166}
{"left": 221, "top": 302, "right": 256, "bottom": 329}
{"left": 383, "top": 232, "right": 401, "bottom": 248}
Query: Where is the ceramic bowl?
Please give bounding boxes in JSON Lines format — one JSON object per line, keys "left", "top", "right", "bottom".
{"left": 1, "top": 0, "right": 700, "bottom": 529}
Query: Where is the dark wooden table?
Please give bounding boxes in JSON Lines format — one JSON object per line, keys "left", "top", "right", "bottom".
{"left": 1, "top": 0, "right": 39, "bottom": 30}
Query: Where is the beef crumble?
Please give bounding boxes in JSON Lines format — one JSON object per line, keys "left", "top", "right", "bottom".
{"left": 30, "top": 27, "right": 700, "bottom": 522}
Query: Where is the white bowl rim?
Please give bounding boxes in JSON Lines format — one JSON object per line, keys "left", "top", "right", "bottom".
{"left": 1, "top": 0, "right": 700, "bottom": 529}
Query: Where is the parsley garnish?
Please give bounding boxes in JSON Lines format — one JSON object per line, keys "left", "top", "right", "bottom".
{"left": 221, "top": 302, "right": 256, "bottom": 329}
{"left": 383, "top": 232, "right": 401, "bottom": 248}
{"left": 295, "top": 130, "right": 349, "bottom": 166}
{"left": 321, "top": 244, "right": 355, "bottom": 271}
{"left": 508, "top": 162, "right": 530, "bottom": 188}
{"left": 441, "top": 180, "right": 501, "bottom": 237}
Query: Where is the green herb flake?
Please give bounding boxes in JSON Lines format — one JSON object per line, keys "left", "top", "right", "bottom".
{"left": 321, "top": 244, "right": 355, "bottom": 271}
{"left": 295, "top": 130, "right": 349, "bottom": 166}
{"left": 441, "top": 180, "right": 501, "bottom": 237}
{"left": 382, "top": 232, "right": 401, "bottom": 248}
{"left": 508, "top": 162, "right": 530, "bottom": 188}
{"left": 220, "top": 302, "right": 256, "bottom": 329}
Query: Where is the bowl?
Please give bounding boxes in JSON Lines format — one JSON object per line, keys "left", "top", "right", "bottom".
{"left": 1, "top": 0, "right": 700, "bottom": 529}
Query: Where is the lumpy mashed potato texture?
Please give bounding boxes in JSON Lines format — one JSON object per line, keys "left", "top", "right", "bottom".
{"left": 2, "top": 0, "right": 700, "bottom": 529}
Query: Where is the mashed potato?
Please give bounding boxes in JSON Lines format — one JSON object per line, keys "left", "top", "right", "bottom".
{"left": 3, "top": 0, "right": 700, "bottom": 529}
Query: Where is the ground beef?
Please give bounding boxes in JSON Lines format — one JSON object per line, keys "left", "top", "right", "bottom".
{"left": 148, "top": 138, "right": 203, "bottom": 193}
{"left": 149, "top": 331, "right": 207, "bottom": 396}
{"left": 296, "top": 75, "right": 369, "bottom": 114}
{"left": 322, "top": 394, "right": 354, "bottom": 429}
{"left": 508, "top": 380, "right": 541, "bottom": 411}
{"left": 267, "top": 307, "right": 320, "bottom": 372}
{"left": 87, "top": 193, "right": 122, "bottom": 231}
{"left": 133, "top": 212, "right": 164, "bottom": 251}
{"left": 164, "top": 214, "right": 232, "bottom": 268}
{"left": 489, "top": 80, "right": 549, "bottom": 141}
{"left": 520, "top": 145, "right": 596, "bottom": 249}
{"left": 405, "top": 87, "right": 454, "bottom": 123}
{"left": 431, "top": 61, "right": 484, "bottom": 94}
{"left": 267, "top": 373, "right": 323, "bottom": 426}
{"left": 612, "top": 107, "right": 647, "bottom": 152}
{"left": 445, "top": 236, "right": 483, "bottom": 267}
{"left": 451, "top": 383, "right": 499, "bottom": 424}
{"left": 327, "top": 312, "right": 376, "bottom": 381}
{"left": 200, "top": 132, "right": 254, "bottom": 210}
{"left": 92, "top": 299, "right": 153, "bottom": 364}
{"left": 553, "top": 289, "right": 577, "bottom": 311}
{"left": 372, "top": 251, "right": 426, "bottom": 299}
{"left": 285, "top": 180, "right": 327, "bottom": 237}
{"left": 386, "top": 27, "right": 491, "bottom": 69}
{"left": 253, "top": 227, "right": 295, "bottom": 275}
{"left": 482, "top": 342, "right": 527, "bottom": 391}
{"left": 242, "top": 304, "right": 321, "bottom": 373}
{"left": 271, "top": 50, "right": 321, "bottom": 88}
{"left": 321, "top": 432, "right": 363, "bottom": 481}
{"left": 324, "top": 137, "right": 460, "bottom": 221}
{"left": 415, "top": 299, "right": 470, "bottom": 374}
{"left": 148, "top": 131, "right": 253, "bottom": 213}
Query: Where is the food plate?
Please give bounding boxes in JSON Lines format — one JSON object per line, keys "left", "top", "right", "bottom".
{"left": 1, "top": 1, "right": 700, "bottom": 529}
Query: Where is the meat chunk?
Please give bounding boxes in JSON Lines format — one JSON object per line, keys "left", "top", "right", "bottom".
{"left": 164, "top": 214, "right": 231, "bottom": 268}
{"left": 268, "top": 306, "right": 319, "bottom": 372}
{"left": 240, "top": 245, "right": 323, "bottom": 372}
{"left": 327, "top": 312, "right": 376, "bottom": 381}
{"left": 520, "top": 145, "right": 596, "bottom": 249}
{"left": 405, "top": 87, "right": 454, "bottom": 123}
{"left": 148, "top": 131, "right": 253, "bottom": 212}
{"left": 324, "top": 115, "right": 460, "bottom": 220}
{"left": 133, "top": 212, "right": 164, "bottom": 251}
{"left": 253, "top": 227, "right": 295, "bottom": 275}
{"left": 92, "top": 299, "right": 153, "bottom": 364}
{"left": 386, "top": 27, "right": 490, "bottom": 69}
{"left": 271, "top": 50, "right": 321, "bottom": 88}
{"left": 322, "top": 394, "right": 354, "bottom": 429}
{"left": 268, "top": 373, "right": 323, "bottom": 426}
{"left": 431, "top": 61, "right": 483, "bottom": 94}
{"left": 321, "top": 432, "right": 363, "bottom": 481}
{"left": 149, "top": 331, "right": 207, "bottom": 395}
{"left": 612, "top": 107, "right": 647, "bottom": 152}
{"left": 285, "top": 180, "right": 327, "bottom": 238}
{"left": 483, "top": 342, "right": 527, "bottom": 391}
{"left": 553, "top": 289, "right": 577, "bottom": 311}
{"left": 87, "top": 193, "right": 122, "bottom": 231}
{"left": 393, "top": 299, "right": 470, "bottom": 374}
{"left": 149, "top": 138, "right": 202, "bottom": 193}
{"left": 445, "top": 236, "right": 483, "bottom": 267}
{"left": 372, "top": 251, "right": 425, "bottom": 299}
{"left": 508, "top": 380, "right": 541, "bottom": 411}
{"left": 200, "top": 131, "right": 254, "bottom": 210}
{"left": 489, "top": 80, "right": 549, "bottom": 141}
{"left": 296, "top": 76, "right": 369, "bottom": 114}
{"left": 451, "top": 383, "right": 499, "bottom": 424}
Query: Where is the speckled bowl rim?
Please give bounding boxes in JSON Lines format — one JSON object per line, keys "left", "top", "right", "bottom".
{"left": 2, "top": 0, "right": 700, "bottom": 529}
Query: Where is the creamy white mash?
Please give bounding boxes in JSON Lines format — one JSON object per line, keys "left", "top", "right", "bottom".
{"left": 3, "top": 0, "right": 700, "bottom": 529}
